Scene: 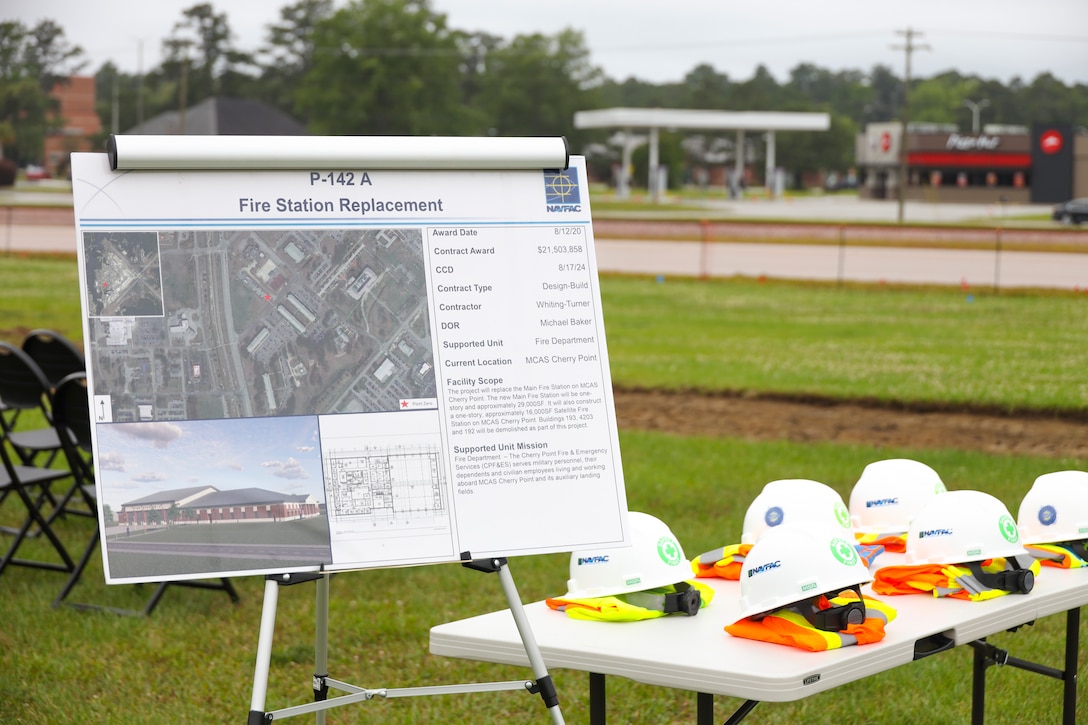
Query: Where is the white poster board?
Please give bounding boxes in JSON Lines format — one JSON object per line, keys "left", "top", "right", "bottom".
{"left": 70, "top": 150, "right": 628, "bottom": 584}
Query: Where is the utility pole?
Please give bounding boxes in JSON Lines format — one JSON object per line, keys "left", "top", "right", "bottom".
{"left": 892, "top": 27, "right": 929, "bottom": 224}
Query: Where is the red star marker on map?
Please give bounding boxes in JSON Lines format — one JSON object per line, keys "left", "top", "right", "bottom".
{"left": 401, "top": 400, "right": 409, "bottom": 408}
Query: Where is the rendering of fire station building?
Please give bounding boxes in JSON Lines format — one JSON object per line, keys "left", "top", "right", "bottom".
{"left": 118, "top": 485, "right": 322, "bottom": 527}
{"left": 855, "top": 122, "right": 1087, "bottom": 204}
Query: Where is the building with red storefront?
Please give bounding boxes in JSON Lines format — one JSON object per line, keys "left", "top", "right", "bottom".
{"left": 856, "top": 121, "right": 1087, "bottom": 204}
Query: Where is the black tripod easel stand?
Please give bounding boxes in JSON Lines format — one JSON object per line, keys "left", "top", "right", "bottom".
{"left": 247, "top": 558, "right": 564, "bottom": 724}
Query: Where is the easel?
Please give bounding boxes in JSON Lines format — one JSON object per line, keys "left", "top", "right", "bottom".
{"left": 247, "top": 557, "right": 564, "bottom": 723}
{"left": 78, "top": 133, "right": 602, "bottom": 724}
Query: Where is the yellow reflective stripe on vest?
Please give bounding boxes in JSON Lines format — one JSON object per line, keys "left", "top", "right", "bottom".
{"left": 772, "top": 608, "right": 854, "bottom": 649}
{"left": 829, "top": 592, "right": 898, "bottom": 624}
{"left": 546, "top": 579, "right": 715, "bottom": 622}
{"left": 1026, "top": 543, "right": 1088, "bottom": 569}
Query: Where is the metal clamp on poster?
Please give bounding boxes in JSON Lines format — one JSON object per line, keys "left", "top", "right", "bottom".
{"left": 70, "top": 134, "right": 631, "bottom": 724}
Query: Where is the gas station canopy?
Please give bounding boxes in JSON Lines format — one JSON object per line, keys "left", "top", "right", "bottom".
{"left": 573, "top": 107, "right": 831, "bottom": 200}
{"left": 573, "top": 107, "right": 831, "bottom": 133}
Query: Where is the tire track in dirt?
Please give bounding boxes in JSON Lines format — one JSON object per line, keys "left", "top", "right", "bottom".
{"left": 613, "top": 387, "right": 1088, "bottom": 459}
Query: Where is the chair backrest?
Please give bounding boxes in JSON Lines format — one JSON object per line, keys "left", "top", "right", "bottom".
{"left": 21, "top": 329, "right": 85, "bottom": 389}
{"left": 0, "top": 342, "right": 54, "bottom": 414}
{"left": 52, "top": 372, "right": 93, "bottom": 451}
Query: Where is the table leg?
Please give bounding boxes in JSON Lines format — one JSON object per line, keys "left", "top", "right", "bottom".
{"left": 1063, "top": 607, "right": 1080, "bottom": 725}
{"left": 589, "top": 672, "right": 605, "bottom": 725}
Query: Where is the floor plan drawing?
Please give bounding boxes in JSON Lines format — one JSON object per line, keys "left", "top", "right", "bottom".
{"left": 325, "top": 445, "right": 449, "bottom": 532}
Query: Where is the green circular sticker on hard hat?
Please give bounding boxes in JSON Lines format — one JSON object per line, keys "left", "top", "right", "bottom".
{"left": 830, "top": 537, "right": 858, "bottom": 567}
{"left": 657, "top": 536, "right": 682, "bottom": 567}
{"left": 834, "top": 501, "right": 850, "bottom": 528}
{"left": 998, "top": 514, "right": 1019, "bottom": 544}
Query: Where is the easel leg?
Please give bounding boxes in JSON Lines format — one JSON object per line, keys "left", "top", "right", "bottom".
{"left": 248, "top": 578, "right": 281, "bottom": 724}
{"left": 314, "top": 573, "right": 330, "bottom": 725}
{"left": 495, "top": 560, "right": 565, "bottom": 725}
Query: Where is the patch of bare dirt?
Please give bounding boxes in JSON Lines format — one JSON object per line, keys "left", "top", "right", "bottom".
{"left": 613, "top": 387, "right": 1088, "bottom": 459}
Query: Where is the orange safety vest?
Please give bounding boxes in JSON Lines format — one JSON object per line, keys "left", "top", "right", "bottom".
{"left": 856, "top": 531, "right": 908, "bottom": 553}
{"left": 872, "top": 557, "right": 1042, "bottom": 601}
{"left": 692, "top": 544, "right": 752, "bottom": 580}
{"left": 725, "top": 591, "right": 896, "bottom": 652}
{"left": 546, "top": 579, "right": 715, "bottom": 622}
{"left": 1025, "top": 543, "right": 1087, "bottom": 569}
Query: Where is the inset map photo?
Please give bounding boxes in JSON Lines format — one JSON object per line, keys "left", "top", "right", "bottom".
{"left": 82, "top": 231, "right": 165, "bottom": 317}
{"left": 84, "top": 227, "right": 435, "bottom": 423}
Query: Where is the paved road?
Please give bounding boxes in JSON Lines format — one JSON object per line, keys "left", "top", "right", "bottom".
{"left": 6, "top": 193, "right": 1084, "bottom": 290}
{"left": 594, "top": 239, "right": 1088, "bottom": 291}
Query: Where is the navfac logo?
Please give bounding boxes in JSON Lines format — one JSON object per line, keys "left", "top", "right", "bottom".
{"left": 867, "top": 497, "right": 900, "bottom": 508}
{"left": 544, "top": 168, "right": 581, "bottom": 211}
{"left": 577, "top": 555, "right": 609, "bottom": 566}
{"left": 747, "top": 560, "right": 782, "bottom": 577}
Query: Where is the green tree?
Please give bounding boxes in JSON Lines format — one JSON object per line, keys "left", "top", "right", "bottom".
{"left": 298, "top": 0, "right": 468, "bottom": 135}
{"left": 0, "top": 19, "right": 84, "bottom": 165}
{"left": 910, "top": 72, "right": 982, "bottom": 126}
{"left": 257, "top": 0, "right": 334, "bottom": 121}
{"left": 683, "top": 64, "right": 731, "bottom": 110}
{"left": 474, "top": 28, "right": 603, "bottom": 143}
{"left": 163, "top": 3, "right": 253, "bottom": 106}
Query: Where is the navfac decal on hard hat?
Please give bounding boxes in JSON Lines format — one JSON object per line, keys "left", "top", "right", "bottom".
{"left": 577, "top": 555, "right": 609, "bottom": 566}
{"left": 919, "top": 528, "right": 954, "bottom": 538}
{"left": 544, "top": 168, "right": 581, "bottom": 211}
{"left": 657, "top": 536, "right": 682, "bottom": 567}
{"left": 867, "top": 497, "right": 900, "bottom": 508}
{"left": 999, "top": 515, "right": 1020, "bottom": 543}
{"left": 748, "top": 560, "right": 782, "bottom": 577}
{"left": 830, "top": 537, "right": 859, "bottom": 567}
{"left": 1037, "top": 505, "right": 1057, "bottom": 526}
{"left": 765, "top": 506, "right": 784, "bottom": 527}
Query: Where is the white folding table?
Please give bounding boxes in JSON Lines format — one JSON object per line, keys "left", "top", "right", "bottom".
{"left": 430, "top": 562, "right": 1086, "bottom": 724}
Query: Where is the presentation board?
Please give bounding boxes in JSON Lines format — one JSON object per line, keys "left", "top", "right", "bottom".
{"left": 69, "top": 148, "right": 629, "bottom": 584}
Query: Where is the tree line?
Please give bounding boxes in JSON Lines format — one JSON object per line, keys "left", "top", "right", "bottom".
{"left": 2, "top": 0, "right": 1086, "bottom": 187}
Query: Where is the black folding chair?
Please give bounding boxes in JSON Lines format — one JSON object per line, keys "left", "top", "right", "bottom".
{"left": 21, "top": 329, "right": 85, "bottom": 390}
{"left": 50, "top": 373, "right": 240, "bottom": 615}
{"left": 0, "top": 342, "right": 66, "bottom": 468}
{"left": 3, "top": 329, "right": 84, "bottom": 438}
{"left": 0, "top": 409, "right": 76, "bottom": 579}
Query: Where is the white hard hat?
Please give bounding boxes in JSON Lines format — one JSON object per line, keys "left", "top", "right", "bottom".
{"left": 742, "top": 479, "right": 852, "bottom": 545}
{"left": 736, "top": 524, "right": 872, "bottom": 622}
{"left": 904, "top": 489, "right": 1028, "bottom": 566}
{"left": 564, "top": 511, "right": 692, "bottom": 599}
{"left": 1018, "top": 470, "right": 1088, "bottom": 545}
{"left": 849, "top": 458, "right": 947, "bottom": 536}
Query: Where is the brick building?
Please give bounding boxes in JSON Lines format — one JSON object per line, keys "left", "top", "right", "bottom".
{"left": 44, "top": 75, "right": 102, "bottom": 177}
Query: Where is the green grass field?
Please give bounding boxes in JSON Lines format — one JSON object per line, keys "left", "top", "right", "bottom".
{"left": 0, "top": 254, "right": 1084, "bottom": 724}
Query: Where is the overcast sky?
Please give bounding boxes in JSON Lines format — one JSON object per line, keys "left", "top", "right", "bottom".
{"left": 9, "top": 0, "right": 1088, "bottom": 87}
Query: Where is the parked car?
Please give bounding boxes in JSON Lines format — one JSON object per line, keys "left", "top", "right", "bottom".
{"left": 1052, "top": 198, "right": 1088, "bottom": 225}
{"left": 24, "top": 164, "right": 50, "bottom": 181}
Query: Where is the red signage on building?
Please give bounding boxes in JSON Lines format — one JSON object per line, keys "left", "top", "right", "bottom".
{"left": 1040, "top": 129, "right": 1064, "bottom": 155}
